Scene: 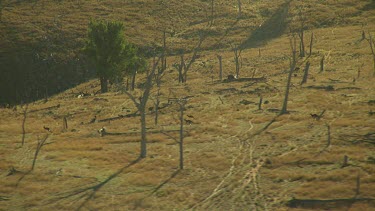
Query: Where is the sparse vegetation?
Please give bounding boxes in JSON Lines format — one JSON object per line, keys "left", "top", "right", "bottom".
{"left": 1, "top": 0, "right": 375, "bottom": 210}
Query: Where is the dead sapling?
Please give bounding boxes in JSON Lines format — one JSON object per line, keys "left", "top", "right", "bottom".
{"left": 123, "top": 56, "right": 161, "bottom": 158}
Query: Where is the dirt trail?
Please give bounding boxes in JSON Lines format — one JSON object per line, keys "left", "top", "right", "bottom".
{"left": 192, "top": 119, "right": 272, "bottom": 210}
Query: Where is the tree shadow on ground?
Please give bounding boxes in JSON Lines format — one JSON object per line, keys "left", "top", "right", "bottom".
{"left": 47, "top": 157, "right": 142, "bottom": 210}
{"left": 240, "top": 0, "right": 291, "bottom": 49}
{"left": 362, "top": 0, "right": 375, "bottom": 11}
{"left": 133, "top": 169, "right": 181, "bottom": 209}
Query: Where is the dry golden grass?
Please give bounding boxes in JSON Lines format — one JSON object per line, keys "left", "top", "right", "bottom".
{"left": 1, "top": 0, "right": 375, "bottom": 210}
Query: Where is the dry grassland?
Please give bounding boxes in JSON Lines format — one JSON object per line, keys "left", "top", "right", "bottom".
{"left": 1, "top": 0, "right": 375, "bottom": 210}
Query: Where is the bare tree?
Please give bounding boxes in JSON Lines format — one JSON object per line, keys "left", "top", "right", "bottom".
{"left": 177, "top": 35, "right": 205, "bottom": 83}
{"left": 123, "top": 56, "right": 161, "bottom": 158}
{"left": 280, "top": 35, "right": 297, "bottom": 115}
{"left": 232, "top": 45, "right": 242, "bottom": 79}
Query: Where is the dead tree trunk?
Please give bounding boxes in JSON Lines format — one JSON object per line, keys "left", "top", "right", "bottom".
{"left": 154, "top": 92, "right": 160, "bottom": 126}
{"left": 21, "top": 104, "right": 28, "bottom": 146}
{"left": 233, "top": 46, "right": 242, "bottom": 79}
{"left": 162, "top": 30, "right": 167, "bottom": 70}
{"left": 124, "top": 57, "right": 161, "bottom": 158}
{"left": 309, "top": 32, "right": 314, "bottom": 56}
{"left": 326, "top": 123, "right": 331, "bottom": 148}
{"left": 179, "top": 54, "right": 185, "bottom": 83}
{"left": 131, "top": 65, "right": 138, "bottom": 91}
{"left": 139, "top": 106, "right": 147, "bottom": 157}
{"left": 100, "top": 76, "right": 108, "bottom": 93}
{"left": 298, "top": 29, "right": 305, "bottom": 57}
{"left": 176, "top": 99, "right": 188, "bottom": 169}
{"left": 300, "top": 61, "right": 310, "bottom": 85}
{"left": 178, "top": 100, "right": 187, "bottom": 170}
{"left": 280, "top": 36, "right": 297, "bottom": 115}
{"left": 217, "top": 55, "right": 223, "bottom": 81}
{"left": 62, "top": 116, "right": 68, "bottom": 132}
{"left": 320, "top": 56, "right": 325, "bottom": 73}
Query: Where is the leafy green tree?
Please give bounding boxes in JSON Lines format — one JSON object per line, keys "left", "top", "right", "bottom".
{"left": 83, "top": 20, "right": 135, "bottom": 93}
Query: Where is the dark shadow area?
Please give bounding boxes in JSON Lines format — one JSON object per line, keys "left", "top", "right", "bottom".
{"left": 15, "top": 170, "right": 32, "bottom": 187}
{"left": 286, "top": 197, "right": 375, "bottom": 209}
{"left": 362, "top": 0, "right": 375, "bottom": 11}
{"left": 240, "top": 0, "right": 291, "bottom": 49}
{"left": 133, "top": 169, "right": 181, "bottom": 210}
{"left": 46, "top": 157, "right": 141, "bottom": 210}
{"left": 150, "top": 169, "right": 180, "bottom": 195}
{"left": 254, "top": 117, "right": 277, "bottom": 136}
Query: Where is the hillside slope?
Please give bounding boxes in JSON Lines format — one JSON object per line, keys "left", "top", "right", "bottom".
{"left": 1, "top": 0, "right": 375, "bottom": 210}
